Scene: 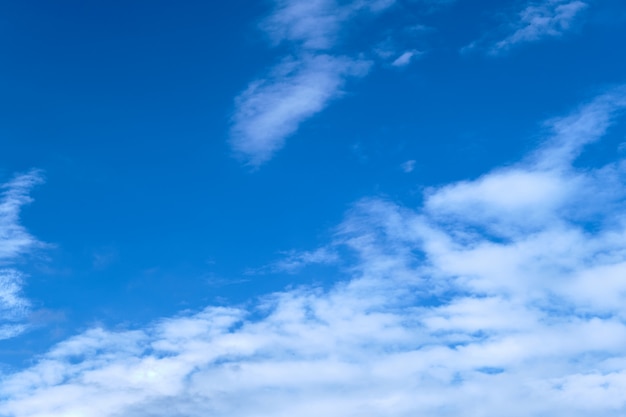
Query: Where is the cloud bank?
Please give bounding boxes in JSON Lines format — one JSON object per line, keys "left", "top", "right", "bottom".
{"left": 3, "top": 88, "right": 626, "bottom": 415}
{"left": 229, "top": 0, "right": 396, "bottom": 167}
{"left": 0, "top": 170, "right": 44, "bottom": 340}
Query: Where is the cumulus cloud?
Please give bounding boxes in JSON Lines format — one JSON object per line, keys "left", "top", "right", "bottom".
{"left": 465, "top": 0, "right": 589, "bottom": 55}
{"left": 0, "top": 170, "right": 44, "bottom": 340}
{"left": 4, "top": 88, "right": 626, "bottom": 415}
{"left": 230, "top": 0, "right": 396, "bottom": 167}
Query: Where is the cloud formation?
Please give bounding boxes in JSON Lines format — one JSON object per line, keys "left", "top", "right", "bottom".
{"left": 230, "top": 54, "right": 370, "bottom": 166}
{"left": 0, "top": 170, "right": 44, "bottom": 340}
{"left": 391, "top": 50, "right": 421, "bottom": 67}
{"left": 261, "top": 0, "right": 397, "bottom": 52}
{"left": 465, "top": 0, "right": 589, "bottom": 55}
{"left": 264, "top": 246, "right": 339, "bottom": 274}
{"left": 229, "top": 0, "right": 396, "bottom": 167}
{"left": 3, "top": 88, "right": 626, "bottom": 415}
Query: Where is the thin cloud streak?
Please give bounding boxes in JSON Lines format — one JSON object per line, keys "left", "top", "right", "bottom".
{"left": 0, "top": 170, "right": 44, "bottom": 340}
{"left": 0, "top": 170, "right": 44, "bottom": 263}
{"left": 391, "top": 50, "right": 421, "bottom": 67}
{"left": 230, "top": 54, "right": 371, "bottom": 167}
{"left": 268, "top": 247, "right": 339, "bottom": 274}
{"left": 464, "top": 0, "right": 589, "bottom": 55}
{"left": 3, "top": 88, "right": 626, "bottom": 415}
{"left": 261, "top": 0, "right": 396, "bottom": 51}
{"left": 494, "top": 0, "right": 588, "bottom": 53}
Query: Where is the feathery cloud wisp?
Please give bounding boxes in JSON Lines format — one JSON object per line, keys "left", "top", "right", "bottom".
{"left": 495, "top": 0, "right": 588, "bottom": 52}
{"left": 230, "top": 54, "right": 370, "bottom": 167}
{"left": 0, "top": 170, "right": 44, "bottom": 340}
{"left": 464, "top": 0, "right": 589, "bottom": 55}
{"left": 391, "top": 50, "right": 422, "bottom": 67}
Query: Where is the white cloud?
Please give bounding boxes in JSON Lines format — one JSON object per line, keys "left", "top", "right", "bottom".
{"left": 265, "top": 247, "right": 339, "bottom": 274}
{"left": 465, "top": 0, "right": 589, "bottom": 55}
{"left": 495, "top": 0, "right": 588, "bottom": 52}
{"left": 0, "top": 170, "right": 44, "bottom": 263}
{"left": 0, "top": 170, "right": 44, "bottom": 340}
{"left": 262, "top": 0, "right": 346, "bottom": 51}
{"left": 0, "top": 270, "right": 30, "bottom": 340}
{"left": 262, "top": 0, "right": 398, "bottom": 51}
{"left": 391, "top": 50, "right": 422, "bottom": 67}
{"left": 230, "top": 54, "right": 371, "bottom": 167}
{"left": 4, "top": 88, "right": 626, "bottom": 415}
{"left": 230, "top": 0, "right": 396, "bottom": 167}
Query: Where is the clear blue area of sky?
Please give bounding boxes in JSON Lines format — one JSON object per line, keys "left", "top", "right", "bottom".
{"left": 1, "top": 0, "right": 625, "bottom": 364}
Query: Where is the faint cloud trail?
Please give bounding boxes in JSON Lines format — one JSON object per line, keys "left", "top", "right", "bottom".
{"left": 0, "top": 170, "right": 45, "bottom": 340}
{"left": 463, "top": 0, "right": 589, "bottom": 55}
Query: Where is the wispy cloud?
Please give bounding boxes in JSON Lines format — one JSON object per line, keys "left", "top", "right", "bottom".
{"left": 230, "top": 0, "right": 396, "bottom": 167}
{"left": 266, "top": 247, "right": 339, "bottom": 274}
{"left": 401, "top": 159, "right": 417, "bottom": 173}
{"left": 4, "top": 88, "right": 626, "bottom": 415}
{"left": 465, "top": 0, "right": 589, "bottom": 55}
{"left": 0, "top": 270, "right": 30, "bottom": 340}
{"left": 261, "top": 0, "right": 397, "bottom": 51}
{"left": 0, "top": 170, "right": 44, "bottom": 340}
{"left": 230, "top": 54, "right": 370, "bottom": 166}
{"left": 0, "top": 170, "right": 44, "bottom": 263}
{"left": 391, "top": 49, "right": 422, "bottom": 67}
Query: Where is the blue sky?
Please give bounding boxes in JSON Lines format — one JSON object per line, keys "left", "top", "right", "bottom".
{"left": 2, "top": 0, "right": 626, "bottom": 415}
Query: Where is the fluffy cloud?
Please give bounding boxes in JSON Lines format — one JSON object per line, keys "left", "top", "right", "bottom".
{"left": 0, "top": 170, "right": 44, "bottom": 340}
{"left": 4, "top": 88, "right": 626, "bottom": 416}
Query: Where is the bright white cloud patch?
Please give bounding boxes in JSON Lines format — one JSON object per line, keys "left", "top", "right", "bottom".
{"left": 3, "top": 89, "right": 626, "bottom": 415}
{"left": 465, "top": 0, "right": 589, "bottom": 55}
{"left": 230, "top": 0, "right": 396, "bottom": 167}
{"left": 0, "top": 170, "right": 44, "bottom": 340}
